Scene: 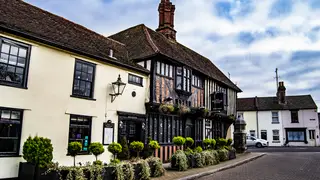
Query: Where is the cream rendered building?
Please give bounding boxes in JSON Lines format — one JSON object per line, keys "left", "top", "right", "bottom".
{"left": 0, "top": 1, "right": 149, "bottom": 179}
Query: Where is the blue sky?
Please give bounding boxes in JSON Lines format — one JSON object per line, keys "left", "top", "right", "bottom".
{"left": 25, "top": 0, "right": 320, "bottom": 109}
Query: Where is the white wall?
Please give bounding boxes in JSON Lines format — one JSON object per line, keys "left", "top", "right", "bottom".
{"left": 238, "top": 111, "right": 257, "bottom": 137}
{"left": 258, "top": 111, "right": 283, "bottom": 146}
{"left": 281, "top": 109, "right": 320, "bottom": 146}
{"left": 0, "top": 33, "right": 148, "bottom": 178}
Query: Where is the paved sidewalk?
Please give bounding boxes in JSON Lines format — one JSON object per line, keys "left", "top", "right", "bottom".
{"left": 154, "top": 152, "right": 265, "bottom": 180}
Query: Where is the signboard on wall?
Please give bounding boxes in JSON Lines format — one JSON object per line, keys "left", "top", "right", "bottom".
{"left": 103, "top": 121, "right": 114, "bottom": 145}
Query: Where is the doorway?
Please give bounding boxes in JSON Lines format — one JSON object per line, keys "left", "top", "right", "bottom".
{"left": 118, "top": 120, "right": 143, "bottom": 145}
{"left": 309, "top": 130, "right": 316, "bottom": 146}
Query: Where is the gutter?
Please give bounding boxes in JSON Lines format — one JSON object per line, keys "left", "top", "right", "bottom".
{"left": 0, "top": 25, "right": 150, "bottom": 75}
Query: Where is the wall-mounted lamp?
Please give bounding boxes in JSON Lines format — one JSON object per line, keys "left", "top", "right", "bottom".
{"left": 110, "top": 74, "right": 126, "bottom": 103}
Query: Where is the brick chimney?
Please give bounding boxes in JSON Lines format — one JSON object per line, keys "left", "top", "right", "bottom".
{"left": 277, "top": 81, "right": 286, "bottom": 104}
{"left": 156, "top": 0, "right": 177, "bottom": 40}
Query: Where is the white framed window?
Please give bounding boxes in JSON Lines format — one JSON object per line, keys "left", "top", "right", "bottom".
{"left": 272, "top": 130, "right": 280, "bottom": 141}
{"left": 272, "top": 111, "right": 279, "bottom": 123}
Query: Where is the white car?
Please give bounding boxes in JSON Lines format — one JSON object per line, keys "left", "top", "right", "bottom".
{"left": 246, "top": 136, "right": 269, "bottom": 148}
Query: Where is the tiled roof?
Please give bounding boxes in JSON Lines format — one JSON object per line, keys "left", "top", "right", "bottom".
{"left": 109, "top": 24, "right": 242, "bottom": 92}
{"left": 237, "top": 95, "right": 317, "bottom": 111}
{"left": 0, "top": 0, "right": 148, "bottom": 74}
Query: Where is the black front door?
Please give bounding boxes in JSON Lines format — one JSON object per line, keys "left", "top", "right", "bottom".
{"left": 119, "top": 120, "right": 143, "bottom": 145}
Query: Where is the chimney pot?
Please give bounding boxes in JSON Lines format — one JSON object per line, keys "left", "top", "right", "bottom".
{"left": 156, "top": 0, "right": 177, "bottom": 40}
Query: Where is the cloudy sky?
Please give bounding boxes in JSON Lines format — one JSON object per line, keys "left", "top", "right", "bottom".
{"left": 26, "top": 0, "right": 320, "bottom": 109}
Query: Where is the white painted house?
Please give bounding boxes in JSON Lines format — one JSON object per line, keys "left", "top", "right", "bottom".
{"left": 0, "top": 1, "right": 149, "bottom": 179}
{"left": 237, "top": 82, "right": 319, "bottom": 147}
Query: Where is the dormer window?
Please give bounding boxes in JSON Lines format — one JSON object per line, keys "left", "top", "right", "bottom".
{"left": 176, "top": 67, "right": 191, "bottom": 92}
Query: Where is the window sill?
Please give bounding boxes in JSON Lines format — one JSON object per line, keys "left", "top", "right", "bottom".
{"left": 0, "top": 82, "right": 28, "bottom": 89}
{"left": 272, "top": 122, "right": 280, "bottom": 124}
{"left": 70, "top": 95, "right": 96, "bottom": 101}
{"left": 0, "top": 154, "right": 22, "bottom": 158}
{"left": 128, "top": 82, "right": 143, "bottom": 87}
{"left": 272, "top": 141, "right": 281, "bottom": 143}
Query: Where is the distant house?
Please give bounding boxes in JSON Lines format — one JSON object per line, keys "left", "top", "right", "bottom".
{"left": 237, "top": 82, "right": 319, "bottom": 147}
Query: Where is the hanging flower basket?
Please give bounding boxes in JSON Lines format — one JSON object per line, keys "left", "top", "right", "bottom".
{"left": 159, "top": 104, "right": 175, "bottom": 114}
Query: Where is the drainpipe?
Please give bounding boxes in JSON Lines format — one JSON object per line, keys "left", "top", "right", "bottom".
{"left": 255, "top": 96, "right": 259, "bottom": 138}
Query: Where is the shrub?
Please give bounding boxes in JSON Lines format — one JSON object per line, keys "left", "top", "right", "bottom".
{"left": 68, "top": 141, "right": 82, "bottom": 167}
{"left": 107, "top": 162, "right": 124, "bottom": 180}
{"left": 194, "top": 146, "right": 203, "bottom": 153}
{"left": 227, "top": 138, "right": 233, "bottom": 146}
{"left": 185, "top": 147, "right": 193, "bottom": 154}
{"left": 121, "top": 162, "right": 134, "bottom": 180}
{"left": 23, "top": 136, "right": 53, "bottom": 168}
{"left": 172, "top": 136, "right": 186, "bottom": 146}
{"left": 170, "top": 150, "right": 188, "bottom": 171}
{"left": 193, "top": 152, "right": 204, "bottom": 168}
{"left": 185, "top": 137, "right": 194, "bottom": 148}
{"left": 118, "top": 136, "right": 130, "bottom": 160}
{"left": 201, "top": 151, "right": 215, "bottom": 166}
{"left": 110, "top": 159, "right": 121, "bottom": 165}
{"left": 149, "top": 140, "right": 160, "bottom": 156}
{"left": 210, "top": 139, "right": 216, "bottom": 150}
{"left": 146, "top": 157, "right": 165, "bottom": 177}
{"left": 132, "top": 159, "right": 151, "bottom": 180}
{"left": 108, "top": 142, "right": 122, "bottom": 160}
{"left": 210, "top": 150, "right": 220, "bottom": 164}
{"left": 130, "top": 141, "right": 144, "bottom": 158}
{"left": 89, "top": 142, "right": 105, "bottom": 161}
{"left": 217, "top": 149, "right": 229, "bottom": 161}
{"left": 93, "top": 160, "right": 102, "bottom": 166}
{"left": 203, "top": 138, "right": 211, "bottom": 150}
{"left": 159, "top": 104, "right": 175, "bottom": 114}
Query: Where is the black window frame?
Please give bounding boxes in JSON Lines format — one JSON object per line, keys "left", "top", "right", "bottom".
{"left": 156, "top": 61, "right": 173, "bottom": 78}
{"left": 261, "top": 130, "right": 267, "bottom": 140}
{"left": 128, "top": 73, "right": 143, "bottom": 87}
{"left": 175, "top": 66, "right": 191, "bottom": 92}
{"left": 0, "top": 107, "right": 23, "bottom": 157}
{"left": 291, "top": 110, "right": 299, "bottom": 123}
{"left": 68, "top": 114, "right": 92, "bottom": 155}
{"left": 0, "top": 37, "right": 31, "bottom": 89}
{"left": 71, "top": 59, "right": 96, "bottom": 100}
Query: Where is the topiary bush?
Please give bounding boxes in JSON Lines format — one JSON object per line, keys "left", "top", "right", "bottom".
{"left": 132, "top": 159, "right": 151, "bottom": 180}
{"left": 89, "top": 142, "right": 105, "bottom": 162}
{"left": 68, "top": 141, "right": 82, "bottom": 167}
{"left": 203, "top": 138, "right": 211, "bottom": 150}
{"left": 185, "top": 137, "right": 194, "bottom": 148}
{"left": 170, "top": 150, "right": 188, "bottom": 171}
{"left": 118, "top": 136, "right": 130, "bottom": 160}
{"left": 148, "top": 140, "right": 160, "bottom": 156}
{"left": 217, "top": 149, "right": 229, "bottom": 161}
{"left": 121, "top": 162, "right": 134, "bottom": 180}
{"left": 130, "top": 141, "right": 144, "bottom": 158}
{"left": 146, "top": 157, "right": 165, "bottom": 177}
{"left": 172, "top": 136, "right": 186, "bottom": 146}
{"left": 108, "top": 142, "right": 122, "bottom": 160}
{"left": 210, "top": 139, "right": 216, "bottom": 150}
{"left": 219, "top": 138, "right": 228, "bottom": 148}
{"left": 23, "top": 136, "right": 53, "bottom": 168}
{"left": 227, "top": 138, "right": 233, "bottom": 146}
{"left": 194, "top": 146, "right": 203, "bottom": 153}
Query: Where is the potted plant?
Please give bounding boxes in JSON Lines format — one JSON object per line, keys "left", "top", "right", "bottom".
{"left": 159, "top": 104, "right": 175, "bottom": 114}
{"left": 226, "top": 138, "right": 236, "bottom": 160}
{"left": 68, "top": 141, "right": 82, "bottom": 167}
{"left": 107, "top": 142, "right": 122, "bottom": 161}
{"left": 146, "top": 157, "right": 165, "bottom": 177}
{"left": 210, "top": 139, "right": 216, "bottom": 150}
{"left": 184, "top": 137, "right": 195, "bottom": 168}
{"left": 203, "top": 138, "right": 211, "bottom": 150}
{"left": 89, "top": 142, "right": 105, "bottom": 165}
{"left": 130, "top": 141, "right": 144, "bottom": 158}
{"left": 19, "top": 136, "right": 55, "bottom": 180}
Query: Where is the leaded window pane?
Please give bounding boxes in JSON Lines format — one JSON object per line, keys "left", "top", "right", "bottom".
{"left": 72, "top": 60, "right": 95, "bottom": 98}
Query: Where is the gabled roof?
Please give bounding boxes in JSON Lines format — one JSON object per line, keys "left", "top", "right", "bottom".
{"left": 109, "top": 24, "right": 241, "bottom": 92}
{"left": 237, "top": 95, "right": 317, "bottom": 111}
{"left": 0, "top": 0, "right": 148, "bottom": 74}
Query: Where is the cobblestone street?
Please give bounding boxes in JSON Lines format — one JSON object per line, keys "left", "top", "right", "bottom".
{"left": 199, "top": 152, "right": 320, "bottom": 180}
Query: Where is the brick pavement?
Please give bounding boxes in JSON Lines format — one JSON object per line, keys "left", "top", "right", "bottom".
{"left": 154, "top": 152, "right": 265, "bottom": 180}
{"left": 199, "top": 152, "right": 320, "bottom": 180}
